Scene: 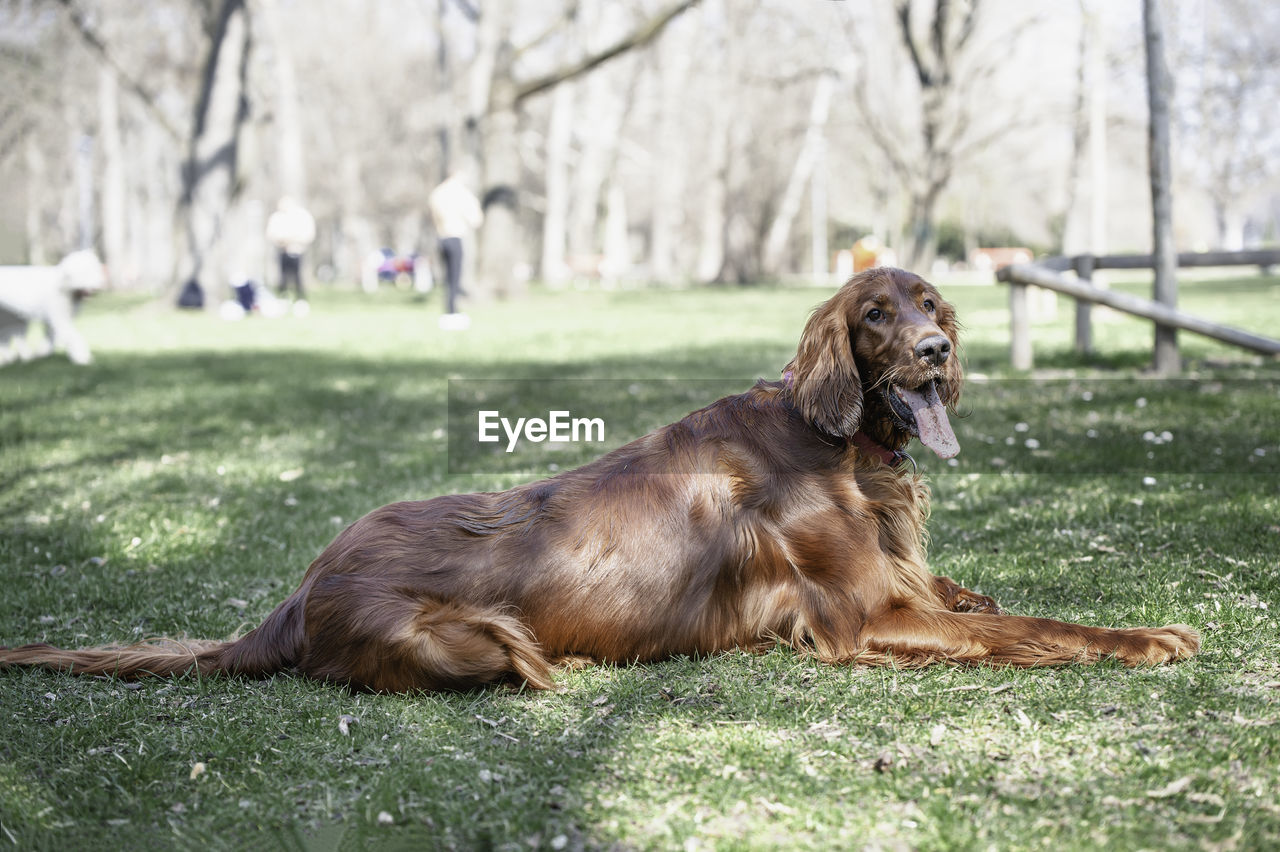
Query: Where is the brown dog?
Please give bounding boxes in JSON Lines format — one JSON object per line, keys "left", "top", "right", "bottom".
{"left": 0, "top": 268, "right": 1199, "bottom": 691}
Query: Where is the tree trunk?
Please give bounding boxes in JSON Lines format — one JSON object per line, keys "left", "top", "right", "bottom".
{"left": 479, "top": 79, "right": 523, "bottom": 299}
{"left": 695, "top": 102, "right": 730, "bottom": 283}
{"left": 142, "top": 114, "right": 176, "bottom": 294}
{"left": 568, "top": 59, "right": 637, "bottom": 265}
{"left": 24, "top": 134, "right": 49, "bottom": 265}
{"left": 649, "top": 33, "right": 691, "bottom": 283}
{"left": 602, "top": 183, "right": 629, "bottom": 285}
{"left": 810, "top": 140, "right": 828, "bottom": 282}
{"left": 467, "top": 0, "right": 522, "bottom": 299}
{"left": 175, "top": 0, "right": 252, "bottom": 301}
{"left": 98, "top": 66, "right": 128, "bottom": 285}
{"left": 762, "top": 72, "right": 836, "bottom": 276}
{"left": 1143, "top": 0, "right": 1178, "bottom": 374}
{"left": 540, "top": 81, "right": 574, "bottom": 285}
{"left": 259, "top": 0, "right": 307, "bottom": 201}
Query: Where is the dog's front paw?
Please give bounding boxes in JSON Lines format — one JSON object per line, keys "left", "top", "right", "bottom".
{"left": 952, "top": 590, "right": 1003, "bottom": 615}
{"left": 1115, "top": 624, "right": 1201, "bottom": 665}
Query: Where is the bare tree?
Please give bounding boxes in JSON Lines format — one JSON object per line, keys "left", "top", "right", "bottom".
{"left": 459, "top": 0, "right": 699, "bottom": 298}
{"left": 174, "top": 0, "right": 253, "bottom": 298}
{"left": 1172, "top": 0, "right": 1280, "bottom": 249}
{"left": 1144, "top": 0, "right": 1178, "bottom": 374}
{"left": 847, "top": 0, "right": 1027, "bottom": 272}
{"left": 762, "top": 71, "right": 836, "bottom": 277}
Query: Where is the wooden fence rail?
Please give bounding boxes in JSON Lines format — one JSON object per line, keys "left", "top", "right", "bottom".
{"left": 996, "top": 251, "right": 1280, "bottom": 370}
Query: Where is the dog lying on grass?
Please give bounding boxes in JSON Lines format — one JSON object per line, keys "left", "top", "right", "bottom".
{"left": 0, "top": 268, "right": 1199, "bottom": 692}
{"left": 0, "top": 250, "right": 106, "bottom": 366}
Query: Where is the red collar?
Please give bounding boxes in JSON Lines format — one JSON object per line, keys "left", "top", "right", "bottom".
{"left": 851, "top": 431, "right": 913, "bottom": 470}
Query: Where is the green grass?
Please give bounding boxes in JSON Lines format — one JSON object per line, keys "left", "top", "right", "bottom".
{"left": 1, "top": 275, "right": 1278, "bottom": 850}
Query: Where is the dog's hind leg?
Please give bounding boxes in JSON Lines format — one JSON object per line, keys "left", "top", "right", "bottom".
{"left": 297, "top": 576, "right": 554, "bottom": 692}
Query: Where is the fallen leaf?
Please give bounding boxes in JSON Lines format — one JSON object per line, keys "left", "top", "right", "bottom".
{"left": 1146, "top": 775, "right": 1193, "bottom": 799}
{"left": 1187, "top": 792, "right": 1226, "bottom": 807}
{"left": 754, "top": 797, "right": 797, "bottom": 816}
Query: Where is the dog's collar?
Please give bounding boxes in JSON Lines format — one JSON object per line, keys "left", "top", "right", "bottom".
{"left": 784, "top": 371, "right": 916, "bottom": 472}
{"left": 851, "top": 431, "right": 916, "bottom": 473}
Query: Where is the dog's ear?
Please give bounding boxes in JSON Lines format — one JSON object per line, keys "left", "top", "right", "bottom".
{"left": 784, "top": 299, "right": 862, "bottom": 437}
{"left": 935, "top": 296, "right": 964, "bottom": 411}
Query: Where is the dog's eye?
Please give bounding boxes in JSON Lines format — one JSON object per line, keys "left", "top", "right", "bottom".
{"left": 866, "top": 308, "right": 884, "bottom": 322}
{"left": 922, "top": 299, "right": 935, "bottom": 313}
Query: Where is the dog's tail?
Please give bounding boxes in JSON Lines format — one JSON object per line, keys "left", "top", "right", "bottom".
{"left": 0, "top": 591, "right": 306, "bottom": 682}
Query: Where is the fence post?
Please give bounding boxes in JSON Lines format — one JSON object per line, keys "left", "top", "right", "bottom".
{"left": 1074, "top": 254, "right": 1095, "bottom": 355}
{"left": 1009, "top": 280, "right": 1032, "bottom": 370}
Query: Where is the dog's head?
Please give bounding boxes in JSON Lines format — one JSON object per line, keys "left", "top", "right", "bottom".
{"left": 58, "top": 251, "right": 107, "bottom": 299}
{"left": 783, "top": 267, "right": 962, "bottom": 458}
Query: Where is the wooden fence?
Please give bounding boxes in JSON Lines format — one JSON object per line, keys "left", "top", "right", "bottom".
{"left": 996, "top": 250, "right": 1280, "bottom": 370}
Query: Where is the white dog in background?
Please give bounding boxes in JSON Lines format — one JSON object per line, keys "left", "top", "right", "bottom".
{"left": 0, "top": 250, "right": 106, "bottom": 366}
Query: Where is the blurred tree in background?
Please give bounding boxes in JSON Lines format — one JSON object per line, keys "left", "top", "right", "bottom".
{"left": 0, "top": 0, "right": 1277, "bottom": 299}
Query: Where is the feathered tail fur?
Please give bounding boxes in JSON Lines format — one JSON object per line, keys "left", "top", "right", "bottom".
{"left": 0, "top": 591, "right": 306, "bottom": 681}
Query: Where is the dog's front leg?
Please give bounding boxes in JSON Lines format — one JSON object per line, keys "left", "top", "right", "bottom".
{"left": 932, "top": 574, "right": 1003, "bottom": 614}
{"left": 46, "top": 309, "right": 91, "bottom": 365}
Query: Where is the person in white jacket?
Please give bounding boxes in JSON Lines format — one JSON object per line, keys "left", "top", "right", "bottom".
{"left": 266, "top": 197, "right": 316, "bottom": 301}
{"left": 428, "top": 172, "right": 484, "bottom": 322}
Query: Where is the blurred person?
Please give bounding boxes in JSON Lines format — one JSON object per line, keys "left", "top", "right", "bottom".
{"left": 428, "top": 171, "right": 483, "bottom": 328}
{"left": 266, "top": 197, "right": 316, "bottom": 302}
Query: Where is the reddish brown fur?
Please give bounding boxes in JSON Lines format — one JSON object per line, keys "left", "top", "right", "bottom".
{"left": 0, "top": 268, "right": 1199, "bottom": 692}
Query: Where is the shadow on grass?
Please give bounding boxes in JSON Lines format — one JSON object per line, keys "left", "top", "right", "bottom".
{"left": 3, "top": 340, "right": 1279, "bottom": 847}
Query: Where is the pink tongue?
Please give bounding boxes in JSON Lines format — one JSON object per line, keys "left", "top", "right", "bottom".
{"left": 897, "top": 381, "right": 960, "bottom": 459}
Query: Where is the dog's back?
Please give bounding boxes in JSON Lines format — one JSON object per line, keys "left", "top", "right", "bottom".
{"left": 0, "top": 265, "right": 64, "bottom": 316}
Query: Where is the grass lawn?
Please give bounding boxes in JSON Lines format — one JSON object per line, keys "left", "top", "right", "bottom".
{"left": 1, "top": 273, "right": 1278, "bottom": 850}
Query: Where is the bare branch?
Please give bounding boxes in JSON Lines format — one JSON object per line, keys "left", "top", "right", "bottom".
{"left": 895, "top": 0, "right": 931, "bottom": 87}
{"left": 514, "top": 0, "right": 699, "bottom": 104}
{"left": 513, "top": 1, "right": 580, "bottom": 61}
{"left": 55, "top": 0, "right": 183, "bottom": 142}
{"left": 955, "top": 0, "right": 981, "bottom": 52}
{"left": 931, "top": 0, "right": 949, "bottom": 73}
{"left": 848, "top": 63, "right": 913, "bottom": 180}
{"left": 450, "top": 0, "right": 479, "bottom": 23}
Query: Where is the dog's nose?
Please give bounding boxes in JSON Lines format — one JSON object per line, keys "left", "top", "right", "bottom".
{"left": 914, "top": 335, "right": 951, "bottom": 366}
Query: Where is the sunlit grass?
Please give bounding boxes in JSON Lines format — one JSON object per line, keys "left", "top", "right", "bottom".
{"left": 1, "top": 276, "right": 1277, "bottom": 850}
